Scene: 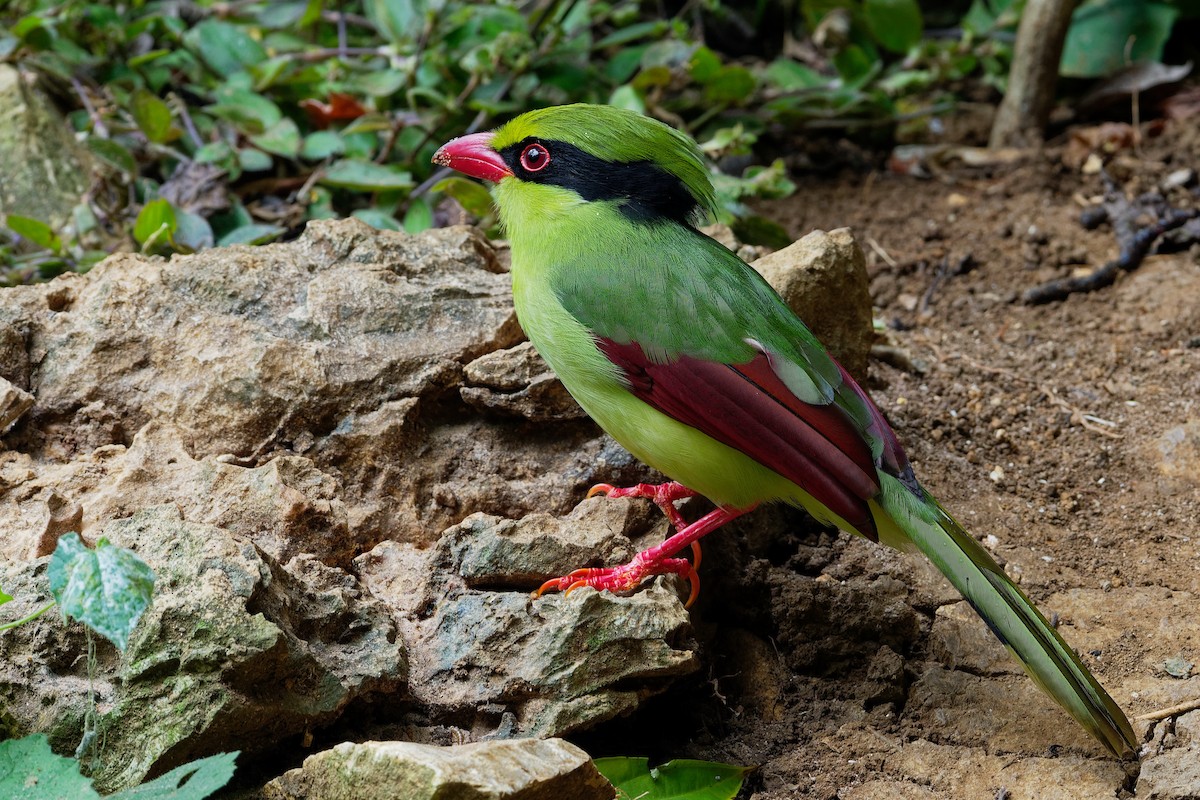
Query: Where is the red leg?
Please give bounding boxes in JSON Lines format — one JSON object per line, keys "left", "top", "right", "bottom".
{"left": 535, "top": 504, "right": 753, "bottom": 607}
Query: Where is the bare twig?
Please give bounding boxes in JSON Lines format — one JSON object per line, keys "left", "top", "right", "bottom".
{"left": 1023, "top": 207, "right": 1200, "bottom": 304}
{"left": 1136, "top": 698, "right": 1200, "bottom": 722}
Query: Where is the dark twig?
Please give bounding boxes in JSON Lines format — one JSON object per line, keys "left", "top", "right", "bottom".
{"left": 1023, "top": 207, "right": 1200, "bottom": 304}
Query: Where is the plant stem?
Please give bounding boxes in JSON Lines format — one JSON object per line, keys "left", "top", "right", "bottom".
{"left": 0, "top": 601, "right": 56, "bottom": 632}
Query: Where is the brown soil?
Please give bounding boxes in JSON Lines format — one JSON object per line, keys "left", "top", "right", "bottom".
{"left": 578, "top": 121, "right": 1200, "bottom": 798}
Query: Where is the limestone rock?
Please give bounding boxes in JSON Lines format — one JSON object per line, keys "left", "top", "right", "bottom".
{"left": 0, "top": 505, "right": 405, "bottom": 793}
{"left": 1139, "top": 710, "right": 1200, "bottom": 799}
{"left": 355, "top": 500, "right": 698, "bottom": 738}
{"left": 461, "top": 341, "right": 585, "bottom": 421}
{"left": 261, "top": 738, "right": 615, "bottom": 800}
{"left": 750, "top": 228, "right": 874, "bottom": 382}
{"left": 0, "top": 375, "right": 33, "bottom": 432}
{"left": 0, "top": 66, "right": 91, "bottom": 229}
{"left": 0, "top": 422, "right": 355, "bottom": 566}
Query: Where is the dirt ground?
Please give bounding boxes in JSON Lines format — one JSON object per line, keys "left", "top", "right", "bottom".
{"left": 575, "top": 121, "right": 1200, "bottom": 798}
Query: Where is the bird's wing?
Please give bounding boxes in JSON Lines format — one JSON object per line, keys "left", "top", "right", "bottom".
{"left": 555, "top": 225, "right": 914, "bottom": 536}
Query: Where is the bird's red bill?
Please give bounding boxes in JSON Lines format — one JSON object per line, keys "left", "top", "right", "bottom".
{"left": 432, "top": 132, "right": 514, "bottom": 183}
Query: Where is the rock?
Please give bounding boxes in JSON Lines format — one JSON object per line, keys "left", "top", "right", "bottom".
{"left": 0, "top": 505, "right": 405, "bottom": 793}
{"left": 750, "top": 228, "right": 874, "bottom": 382}
{"left": 878, "top": 737, "right": 1127, "bottom": 799}
{"left": 906, "top": 664, "right": 1101, "bottom": 754}
{"left": 0, "top": 219, "right": 626, "bottom": 549}
{"left": 0, "top": 66, "right": 92, "bottom": 229}
{"left": 261, "top": 738, "right": 615, "bottom": 800}
{"left": 461, "top": 341, "right": 585, "bottom": 421}
{"left": 0, "top": 422, "right": 356, "bottom": 566}
{"left": 437, "top": 498, "right": 640, "bottom": 588}
{"left": 928, "top": 600, "right": 1022, "bottom": 677}
{"left": 713, "top": 628, "right": 788, "bottom": 721}
{"left": 355, "top": 502, "right": 698, "bottom": 738}
{"left": 1153, "top": 419, "right": 1200, "bottom": 491}
{"left": 0, "top": 375, "right": 33, "bottom": 433}
{"left": 3, "top": 219, "right": 517, "bottom": 462}
{"left": 1139, "top": 710, "right": 1200, "bottom": 799}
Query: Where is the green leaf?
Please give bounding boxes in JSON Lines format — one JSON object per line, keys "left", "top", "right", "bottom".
{"left": 962, "top": 0, "right": 1019, "bottom": 34}
{"left": 86, "top": 137, "right": 137, "bottom": 174}
{"left": 300, "top": 131, "right": 346, "bottom": 161}
{"left": 133, "top": 199, "right": 178, "bottom": 248}
{"left": 5, "top": 215, "right": 61, "bottom": 251}
{"left": 131, "top": 89, "right": 174, "bottom": 144}
{"left": 608, "top": 84, "right": 646, "bottom": 114}
{"left": 250, "top": 117, "right": 301, "bottom": 158}
{"left": 354, "top": 209, "right": 402, "bottom": 231}
{"left": 703, "top": 66, "right": 756, "bottom": 103}
{"left": 832, "top": 45, "right": 879, "bottom": 86}
{"left": 320, "top": 160, "right": 413, "bottom": 191}
{"left": 185, "top": 19, "right": 267, "bottom": 77}
{"left": 863, "top": 0, "right": 923, "bottom": 54}
{"left": 216, "top": 224, "right": 285, "bottom": 246}
{"left": 401, "top": 197, "right": 432, "bottom": 233}
{"left": 0, "top": 735, "right": 102, "bottom": 800}
{"left": 1061, "top": 0, "right": 1178, "bottom": 78}
{"left": 366, "top": 0, "right": 426, "bottom": 46}
{"left": 763, "top": 59, "right": 827, "bottom": 91}
{"left": 432, "top": 176, "right": 494, "bottom": 217}
{"left": 595, "top": 20, "right": 668, "bottom": 48}
{"left": 107, "top": 751, "right": 239, "bottom": 800}
{"left": 732, "top": 215, "right": 794, "bottom": 249}
{"left": 0, "top": 588, "right": 11, "bottom": 605}
{"left": 47, "top": 533, "right": 155, "bottom": 652}
{"left": 239, "top": 149, "right": 274, "bottom": 172}
{"left": 174, "top": 211, "right": 215, "bottom": 251}
{"left": 595, "top": 758, "right": 751, "bottom": 800}
{"left": 206, "top": 89, "right": 282, "bottom": 134}
{"left": 345, "top": 69, "right": 408, "bottom": 98}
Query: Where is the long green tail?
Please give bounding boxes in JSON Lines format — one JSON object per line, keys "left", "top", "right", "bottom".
{"left": 876, "top": 474, "right": 1138, "bottom": 757}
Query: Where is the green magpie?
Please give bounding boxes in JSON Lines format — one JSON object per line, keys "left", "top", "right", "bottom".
{"left": 433, "top": 103, "right": 1138, "bottom": 757}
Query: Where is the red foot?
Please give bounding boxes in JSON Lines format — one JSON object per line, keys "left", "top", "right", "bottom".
{"left": 534, "top": 498, "right": 754, "bottom": 608}
{"left": 535, "top": 554, "right": 702, "bottom": 607}
{"left": 587, "top": 480, "right": 697, "bottom": 531}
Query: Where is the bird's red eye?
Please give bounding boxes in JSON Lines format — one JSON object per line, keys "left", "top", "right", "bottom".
{"left": 520, "top": 143, "right": 550, "bottom": 172}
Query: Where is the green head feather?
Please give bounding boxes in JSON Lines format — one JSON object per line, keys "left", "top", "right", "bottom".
{"left": 492, "top": 104, "right": 717, "bottom": 223}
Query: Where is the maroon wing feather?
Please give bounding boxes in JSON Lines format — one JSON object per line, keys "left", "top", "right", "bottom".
{"left": 598, "top": 339, "right": 885, "bottom": 538}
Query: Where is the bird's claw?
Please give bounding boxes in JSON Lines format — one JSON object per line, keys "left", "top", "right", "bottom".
{"left": 531, "top": 556, "right": 701, "bottom": 608}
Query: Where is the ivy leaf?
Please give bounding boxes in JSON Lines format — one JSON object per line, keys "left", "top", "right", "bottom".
{"left": 0, "top": 735, "right": 102, "bottom": 800}
{"left": 5, "top": 214, "right": 61, "bottom": 252}
{"left": 186, "top": 19, "right": 267, "bottom": 77}
{"left": 321, "top": 160, "right": 413, "bottom": 191}
{"left": 864, "top": 0, "right": 923, "bottom": 54}
{"left": 354, "top": 209, "right": 402, "bottom": 231}
{"left": 595, "top": 758, "right": 751, "bottom": 800}
{"left": 250, "top": 117, "right": 301, "bottom": 158}
{"left": 86, "top": 137, "right": 137, "bottom": 175}
{"left": 131, "top": 89, "right": 174, "bottom": 144}
{"left": 107, "top": 751, "right": 239, "bottom": 800}
{"left": 133, "top": 199, "right": 178, "bottom": 249}
{"left": 1061, "top": 0, "right": 1178, "bottom": 78}
{"left": 432, "top": 176, "right": 494, "bottom": 217}
{"left": 216, "top": 224, "right": 285, "bottom": 246}
{"left": 401, "top": 197, "right": 432, "bottom": 233}
{"left": 47, "top": 533, "right": 155, "bottom": 652}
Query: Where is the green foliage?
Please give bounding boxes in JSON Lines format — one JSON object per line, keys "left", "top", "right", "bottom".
{"left": 47, "top": 532, "right": 155, "bottom": 652}
{"left": 2, "top": 540, "right": 229, "bottom": 797}
{"left": 595, "top": 757, "right": 752, "bottom": 800}
{"left": 0, "top": 735, "right": 236, "bottom": 799}
{"left": 1061, "top": 0, "right": 1180, "bottom": 78}
{"left": 0, "top": 0, "right": 1189, "bottom": 279}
